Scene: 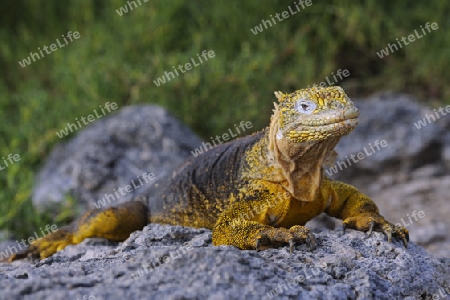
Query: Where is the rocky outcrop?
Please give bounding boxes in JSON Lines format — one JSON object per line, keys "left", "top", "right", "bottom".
{"left": 32, "top": 105, "right": 202, "bottom": 213}
{"left": 331, "top": 92, "right": 449, "bottom": 180}
{"left": 1, "top": 225, "right": 449, "bottom": 299}
{"left": 3, "top": 93, "right": 450, "bottom": 299}
{"left": 317, "top": 92, "right": 450, "bottom": 258}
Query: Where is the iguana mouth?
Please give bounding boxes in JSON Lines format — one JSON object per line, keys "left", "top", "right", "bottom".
{"left": 300, "top": 116, "right": 359, "bottom": 128}
{"left": 297, "top": 106, "right": 360, "bottom": 127}
{"left": 280, "top": 108, "right": 359, "bottom": 142}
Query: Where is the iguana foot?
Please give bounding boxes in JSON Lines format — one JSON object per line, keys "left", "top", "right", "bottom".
{"left": 8, "top": 227, "right": 74, "bottom": 261}
{"left": 7, "top": 201, "right": 148, "bottom": 262}
{"left": 342, "top": 214, "right": 409, "bottom": 248}
{"left": 256, "top": 225, "right": 316, "bottom": 253}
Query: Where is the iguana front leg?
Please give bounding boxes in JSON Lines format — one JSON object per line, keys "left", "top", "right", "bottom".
{"left": 212, "top": 200, "right": 316, "bottom": 253}
{"left": 322, "top": 179, "right": 409, "bottom": 247}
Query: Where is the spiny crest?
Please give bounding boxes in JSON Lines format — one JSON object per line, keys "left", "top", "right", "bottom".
{"left": 274, "top": 86, "right": 349, "bottom": 108}
{"left": 274, "top": 91, "right": 287, "bottom": 103}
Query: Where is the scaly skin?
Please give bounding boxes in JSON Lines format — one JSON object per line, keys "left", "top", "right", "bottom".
{"left": 6, "top": 86, "right": 408, "bottom": 262}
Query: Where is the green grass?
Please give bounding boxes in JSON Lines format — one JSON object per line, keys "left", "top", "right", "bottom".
{"left": 0, "top": 0, "right": 449, "bottom": 239}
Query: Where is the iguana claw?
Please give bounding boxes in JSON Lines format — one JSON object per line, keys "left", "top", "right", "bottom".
{"left": 256, "top": 238, "right": 262, "bottom": 251}
{"left": 289, "top": 239, "right": 295, "bottom": 254}
{"left": 308, "top": 232, "right": 317, "bottom": 251}
{"left": 382, "top": 223, "right": 393, "bottom": 243}
{"left": 343, "top": 215, "right": 409, "bottom": 248}
{"left": 366, "top": 220, "right": 375, "bottom": 237}
{"left": 254, "top": 225, "right": 314, "bottom": 253}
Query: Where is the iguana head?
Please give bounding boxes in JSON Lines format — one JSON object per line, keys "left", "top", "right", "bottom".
{"left": 273, "top": 86, "right": 359, "bottom": 143}
{"left": 268, "top": 86, "right": 359, "bottom": 201}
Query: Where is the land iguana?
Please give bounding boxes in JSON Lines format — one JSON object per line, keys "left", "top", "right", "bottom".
{"left": 8, "top": 86, "right": 408, "bottom": 261}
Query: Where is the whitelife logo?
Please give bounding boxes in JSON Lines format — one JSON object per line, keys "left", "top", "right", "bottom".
{"left": 190, "top": 121, "right": 253, "bottom": 157}
{"left": 115, "top": 0, "right": 149, "bottom": 16}
{"left": 153, "top": 50, "right": 215, "bottom": 86}
{"left": 56, "top": 102, "right": 118, "bottom": 139}
{"left": 376, "top": 22, "right": 438, "bottom": 58}
{"left": 304, "top": 69, "right": 350, "bottom": 89}
{"left": 0, "top": 153, "right": 21, "bottom": 171}
{"left": 413, "top": 104, "right": 450, "bottom": 129}
{"left": 250, "top": 0, "right": 313, "bottom": 35}
{"left": 326, "top": 140, "right": 388, "bottom": 176}
{"left": 0, "top": 224, "right": 58, "bottom": 261}
{"left": 93, "top": 172, "right": 156, "bottom": 209}
{"left": 18, "top": 31, "right": 81, "bottom": 68}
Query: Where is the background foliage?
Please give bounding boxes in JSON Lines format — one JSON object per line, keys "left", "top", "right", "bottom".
{"left": 0, "top": 0, "right": 449, "bottom": 238}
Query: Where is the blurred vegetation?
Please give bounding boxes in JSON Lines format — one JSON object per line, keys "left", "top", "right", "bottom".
{"left": 0, "top": 0, "right": 449, "bottom": 239}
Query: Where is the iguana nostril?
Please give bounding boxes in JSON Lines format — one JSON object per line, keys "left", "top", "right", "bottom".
{"left": 345, "top": 107, "right": 360, "bottom": 119}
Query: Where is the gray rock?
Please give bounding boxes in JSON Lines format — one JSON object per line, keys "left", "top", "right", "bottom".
{"left": 313, "top": 175, "right": 450, "bottom": 258}
{"left": 5, "top": 95, "right": 450, "bottom": 298}
{"left": 321, "top": 93, "right": 450, "bottom": 258}
{"left": 368, "top": 175, "right": 450, "bottom": 257}
{"left": 0, "top": 225, "right": 448, "bottom": 299}
{"left": 32, "top": 105, "right": 202, "bottom": 213}
{"left": 443, "top": 130, "right": 450, "bottom": 169}
{"left": 328, "top": 92, "right": 449, "bottom": 181}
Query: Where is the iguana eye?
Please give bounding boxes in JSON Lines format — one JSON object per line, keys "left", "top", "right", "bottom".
{"left": 295, "top": 99, "right": 316, "bottom": 114}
